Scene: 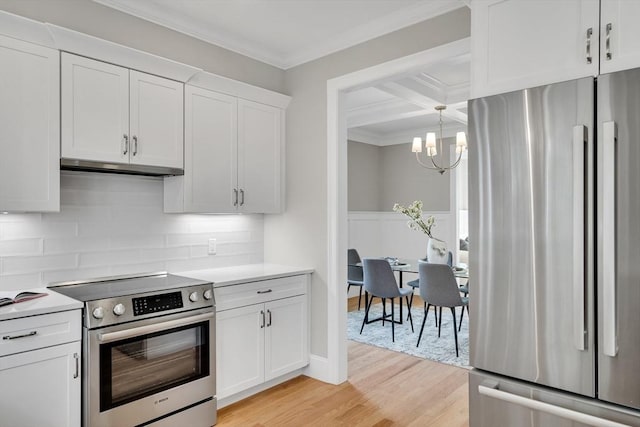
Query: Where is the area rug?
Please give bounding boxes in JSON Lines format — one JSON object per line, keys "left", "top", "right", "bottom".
{"left": 347, "top": 302, "right": 470, "bottom": 368}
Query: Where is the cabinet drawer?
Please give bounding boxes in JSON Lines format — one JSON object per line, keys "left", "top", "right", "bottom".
{"left": 215, "top": 275, "right": 307, "bottom": 312}
{"left": 0, "top": 310, "right": 81, "bottom": 357}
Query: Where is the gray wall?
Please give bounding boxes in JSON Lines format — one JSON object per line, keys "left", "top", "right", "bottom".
{"left": 264, "top": 8, "right": 470, "bottom": 358}
{"left": 347, "top": 140, "right": 381, "bottom": 211}
{"left": 0, "top": 0, "right": 286, "bottom": 93}
{"left": 348, "top": 140, "right": 452, "bottom": 212}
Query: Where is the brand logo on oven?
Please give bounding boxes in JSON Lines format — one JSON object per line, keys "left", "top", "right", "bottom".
{"left": 154, "top": 397, "right": 169, "bottom": 405}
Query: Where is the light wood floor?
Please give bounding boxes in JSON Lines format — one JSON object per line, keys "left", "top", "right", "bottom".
{"left": 217, "top": 297, "right": 470, "bottom": 426}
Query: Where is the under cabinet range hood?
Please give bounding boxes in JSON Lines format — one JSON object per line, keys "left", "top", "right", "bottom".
{"left": 60, "top": 158, "right": 184, "bottom": 176}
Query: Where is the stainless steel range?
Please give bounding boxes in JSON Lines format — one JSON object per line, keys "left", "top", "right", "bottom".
{"left": 49, "top": 272, "right": 216, "bottom": 427}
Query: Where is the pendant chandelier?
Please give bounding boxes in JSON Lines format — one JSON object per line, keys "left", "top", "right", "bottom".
{"left": 412, "top": 105, "right": 467, "bottom": 174}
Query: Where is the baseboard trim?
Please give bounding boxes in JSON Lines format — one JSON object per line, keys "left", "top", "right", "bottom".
{"left": 303, "top": 354, "right": 335, "bottom": 384}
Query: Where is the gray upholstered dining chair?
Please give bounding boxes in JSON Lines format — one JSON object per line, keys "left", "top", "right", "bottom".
{"left": 347, "top": 249, "right": 364, "bottom": 310}
{"left": 360, "top": 258, "right": 414, "bottom": 342}
{"left": 406, "top": 251, "right": 453, "bottom": 322}
{"left": 416, "top": 262, "right": 468, "bottom": 357}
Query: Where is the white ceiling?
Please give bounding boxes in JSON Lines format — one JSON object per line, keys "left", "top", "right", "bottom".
{"left": 94, "top": 0, "right": 470, "bottom": 145}
{"left": 346, "top": 52, "right": 470, "bottom": 146}
{"left": 93, "top": 0, "right": 466, "bottom": 69}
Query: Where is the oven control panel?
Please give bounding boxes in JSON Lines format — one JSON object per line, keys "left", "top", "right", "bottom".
{"left": 84, "top": 282, "right": 214, "bottom": 329}
{"left": 133, "top": 291, "right": 183, "bottom": 316}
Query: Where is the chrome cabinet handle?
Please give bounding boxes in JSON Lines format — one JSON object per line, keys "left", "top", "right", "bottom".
{"left": 585, "top": 27, "right": 593, "bottom": 64}
{"left": 260, "top": 310, "right": 265, "bottom": 328}
{"left": 123, "top": 134, "right": 129, "bottom": 155}
{"left": 240, "top": 189, "right": 245, "bottom": 206}
{"left": 602, "top": 121, "right": 617, "bottom": 357}
{"left": 267, "top": 309, "right": 272, "bottom": 327}
{"left": 606, "top": 23, "right": 612, "bottom": 60}
{"left": 257, "top": 289, "right": 272, "bottom": 294}
{"left": 3, "top": 330, "right": 37, "bottom": 340}
{"left": 478, "top": 382, "right": 628, "bottom": 427}
{"left": 132, "top": 135, "right": 138, "bottom": 156}
{"left": 233, "top": 189, "right": 238, "bottom": 206}
{"left": 572, "top": 125, "right": 587, "bottom": 351}
{"left": 73, "top": 353, "right": 79, "bottom": 379}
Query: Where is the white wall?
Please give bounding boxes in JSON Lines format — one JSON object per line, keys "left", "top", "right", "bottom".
{"left": 348, "top": 211, "right": 455, "bottom": 283}
{"left": 0, "top": 172, "right": 264, "bottom": 291}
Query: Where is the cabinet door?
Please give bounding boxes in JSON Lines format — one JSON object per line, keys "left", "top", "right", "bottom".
{"left": 0, "top": 341, "right": 80, "bottom": 427}
{"left": 265, "top": 295, "right": 308, "bottom": 381}
{"left": 61, "top": 53, "right": 129, "bottom": 163}
{"left": 130, "top": 70, "right": 184, "bottom": 169}
{"left": 184, "top": 86, "right": 238, "bottom": 212}
{"left": 216, "top": 304, "right": 265, "bottom": 399}
{"left": 237, "top": 99, "right": 282, "bottom": 213}
{"left": 0, "top": 35, "right": 59, "bottom": 212}
{"left": 471, "top": 0, "right": 599, "bottom": 98}
{"left": 600, "top": 0, "right": 640, "bottom": 74}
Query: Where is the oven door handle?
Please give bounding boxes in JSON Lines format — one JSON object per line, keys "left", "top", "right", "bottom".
{"left": 98, "top": 312, "right": 214, "bottom": 343}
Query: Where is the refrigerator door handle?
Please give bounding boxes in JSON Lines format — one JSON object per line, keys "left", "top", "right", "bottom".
{"left": 603, "top": 121, "right": 618, "bottom": 357}
{"left": 478, "top": 382, "right": 630, "bottom": 427}
{"left": 573, "top": 125, "right": 587, "bottom": 351}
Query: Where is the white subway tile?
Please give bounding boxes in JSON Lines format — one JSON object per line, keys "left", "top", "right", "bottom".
{"left": 0, "top": 239, "right": 43, "bottom": 256}
{"left": 44, "top": 237, "right": 109, "bottom": 254}
{"left": 140, "top": 247, "right": 190, "bottom": 263}
{"left": 3, "top": 254, "right": 78, "bottom": 275}
{"left": 2, "top": 222, "right": 78, "bottom": 240}
{"left": 0, "top": 272, "right": 43, "bottom": 291}
{"left": 189, "top": 245, "right": 209, "bottom": 258}
{"left": 110, "top": 235, "right": 165, "bottom": 250}
{"left": 79, "top": 250, "right": 140, "bottom": 268}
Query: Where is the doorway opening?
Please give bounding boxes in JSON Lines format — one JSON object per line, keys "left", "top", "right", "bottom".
{"left": 327, "top": 37, "right": 471, "bottom": 383}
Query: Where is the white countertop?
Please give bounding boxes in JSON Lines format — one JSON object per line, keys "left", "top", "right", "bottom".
{"left": 0, "top": 287, "right": 83, "bottom": 321}
{"left": 177, "top": 263, "right": 314, "bottom": 288}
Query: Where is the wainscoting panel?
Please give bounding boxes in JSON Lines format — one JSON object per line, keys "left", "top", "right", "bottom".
{"left": 347, "top": 211, "right": 456, "bottom": 289}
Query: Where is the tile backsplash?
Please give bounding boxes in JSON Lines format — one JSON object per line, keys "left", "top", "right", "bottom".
{"left": 0, "top": 171, "right": 264, "bottom": 291}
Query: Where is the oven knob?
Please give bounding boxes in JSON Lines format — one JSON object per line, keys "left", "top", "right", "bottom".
{"left": 189, "top": 291, "right": 199, "bottom": 302}
{"left": 92, "top": 306, "right": 105, "bottom": 319}
{"left": 113, "top": 303, "right": 126, "bottom": 316}
{"left": 203, "top": 289, "right": 213, "bottom": 300}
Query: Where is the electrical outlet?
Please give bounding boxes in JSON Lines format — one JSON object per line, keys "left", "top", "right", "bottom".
{"left": 208, "top": 238, "right": 217, "bottom": 255}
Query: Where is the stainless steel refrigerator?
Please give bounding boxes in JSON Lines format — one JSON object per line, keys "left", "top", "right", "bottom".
{"left": 468, "top": 69, "right": 640, "bottom": 426}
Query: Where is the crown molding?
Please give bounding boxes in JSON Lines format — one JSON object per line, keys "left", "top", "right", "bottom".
{"left": 93, "top": 0, "right": 467, "bottom": 70}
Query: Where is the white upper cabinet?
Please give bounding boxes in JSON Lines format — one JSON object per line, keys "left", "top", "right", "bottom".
{"left": 600, "top": 0, "right": 640, "bottom": 75}
{"left": 0, "top": 35, "right": 59, "bottom": 212}
{"left": 471, "top": 0, "right": 600, "bottom": 98}
{"left": 238, "top": 99, "right": 282, "bottom": 214}
{"left": 129, "top": 70, "right": 184, "bottom": 168}
{"left": 61, "top": 53, "right": 129, "bottom": 164}
{"left": 165, "top": 86, "right": 284, "bottom": 214}
{"left": 61, "top": 53, "right": 184, "bottom": 171}
{"left": 182, "top": 85, "right": 237, "bottom": 213}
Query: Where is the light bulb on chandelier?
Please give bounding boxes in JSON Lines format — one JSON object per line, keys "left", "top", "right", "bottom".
{"left": 412, "top": 105, "right": 467, "bottom": 174}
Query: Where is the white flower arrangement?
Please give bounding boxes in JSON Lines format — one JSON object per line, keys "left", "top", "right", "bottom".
{"left": 392, "top": 200, "right": 436, "bottom": 238}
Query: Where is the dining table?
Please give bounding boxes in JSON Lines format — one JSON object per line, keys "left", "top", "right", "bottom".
{"left": 352, "top": 257, "right": 469, "bottom": 326}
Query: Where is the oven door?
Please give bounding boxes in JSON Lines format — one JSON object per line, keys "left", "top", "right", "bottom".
{"left": 85, "top": 307, "right": 215, "bottom": 427}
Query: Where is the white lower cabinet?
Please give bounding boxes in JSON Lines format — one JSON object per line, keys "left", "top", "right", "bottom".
{"left": 0, "top": 342, "right": 81, "bottom": 427}
{"left": 215, "top": 275, "right": 309, "bottom": 402}
{"left": 0, "top": 310, "right": 81, "bottom": 427}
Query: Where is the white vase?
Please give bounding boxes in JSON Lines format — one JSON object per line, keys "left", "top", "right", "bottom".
{"left": 427, "top": 237, "right": 448, "bottom": 264}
